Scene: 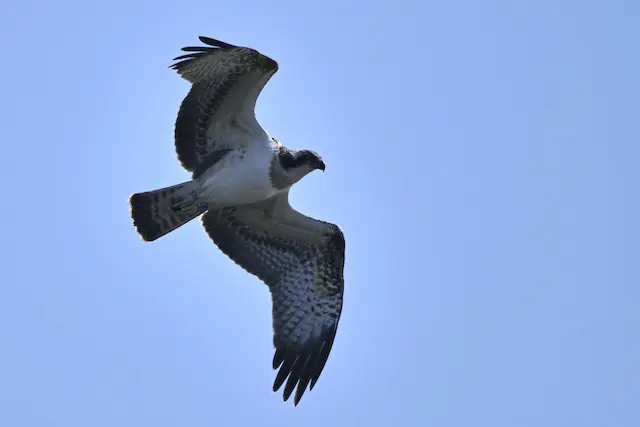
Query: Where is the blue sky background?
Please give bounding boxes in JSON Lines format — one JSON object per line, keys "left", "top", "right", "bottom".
{"left": 1, "top": 1, "right": 638, "bottom": 426}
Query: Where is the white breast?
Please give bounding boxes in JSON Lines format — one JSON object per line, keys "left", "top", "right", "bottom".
{"left": 199, "top": 134, "right": 281, "bottom": 207}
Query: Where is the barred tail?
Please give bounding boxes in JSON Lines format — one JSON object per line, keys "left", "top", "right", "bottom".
{"left": 129, "top": 180, "right": 208, "bottom": 242}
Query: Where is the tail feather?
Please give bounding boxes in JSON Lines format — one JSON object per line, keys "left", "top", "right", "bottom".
{"left": 129, "top": 180, "right": 208, "bottom": 241}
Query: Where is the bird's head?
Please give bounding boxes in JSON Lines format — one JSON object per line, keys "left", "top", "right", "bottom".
{"left": 278, "top": 149, "right": 325, "bottom": 172}
{"left": 274, "top": 148, "right": 325, "bottom": 187}
{"left": 295, "top": 149, "right": 326, "bottom": 172}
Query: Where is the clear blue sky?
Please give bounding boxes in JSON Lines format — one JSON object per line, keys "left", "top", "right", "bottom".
{"left": 1, "top": 0, "right": 638, "bottom": 425}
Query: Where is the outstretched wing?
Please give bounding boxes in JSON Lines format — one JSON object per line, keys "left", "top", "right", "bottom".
{"left": 170, "top": 36, "right": 279, "bottom": 178}
{"left": 201, "top": 193, "right": 345, "bottom": 405}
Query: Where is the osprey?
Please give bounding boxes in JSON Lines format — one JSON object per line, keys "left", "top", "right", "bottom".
{"left": 129, "top": 36, "right": 345, "bottom": 405}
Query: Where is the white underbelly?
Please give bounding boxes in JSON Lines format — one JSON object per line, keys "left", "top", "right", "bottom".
{"left": 199, "top": 148, "right": 278, "bottom": 207}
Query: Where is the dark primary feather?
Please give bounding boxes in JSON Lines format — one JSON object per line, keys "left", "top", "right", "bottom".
{"left": 169, "top": 35, "right": 277, "bottom": 79}
{"left": 169, "top": 37, "right": 237, "bottom": 73}
{"left": 271, "top": 314, "right": 342, "bottom": 405}
{"left": 200, "top": 36, "right": 236, "bottom": 49}
{"left": 201, "top": 199, "right": 345, "bottom": 405}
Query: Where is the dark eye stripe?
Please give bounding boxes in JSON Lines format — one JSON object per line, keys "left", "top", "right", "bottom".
{"left": 278, "top": 152, "right": 297, "bottom": 169}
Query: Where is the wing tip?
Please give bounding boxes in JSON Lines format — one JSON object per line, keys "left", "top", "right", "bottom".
{"left": 271, "top": 325, "right": 340, "bottom": 405}
{"left": 199, "top": 35, "right": 235, "bottom": 48}
{"left": 168, "top": 35, "right": 279, "bottom": 76}
{"left": 168, "top": 36, "right": 237, "bottom": 73}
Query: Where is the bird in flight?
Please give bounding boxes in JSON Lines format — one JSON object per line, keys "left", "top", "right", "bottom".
{"left": 129, "top": 36, "right": 345, "bottom": 405}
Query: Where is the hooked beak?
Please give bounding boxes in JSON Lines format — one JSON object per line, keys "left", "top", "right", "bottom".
{"left": 316, "top": 159, "right": 326, "bottom": 172}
